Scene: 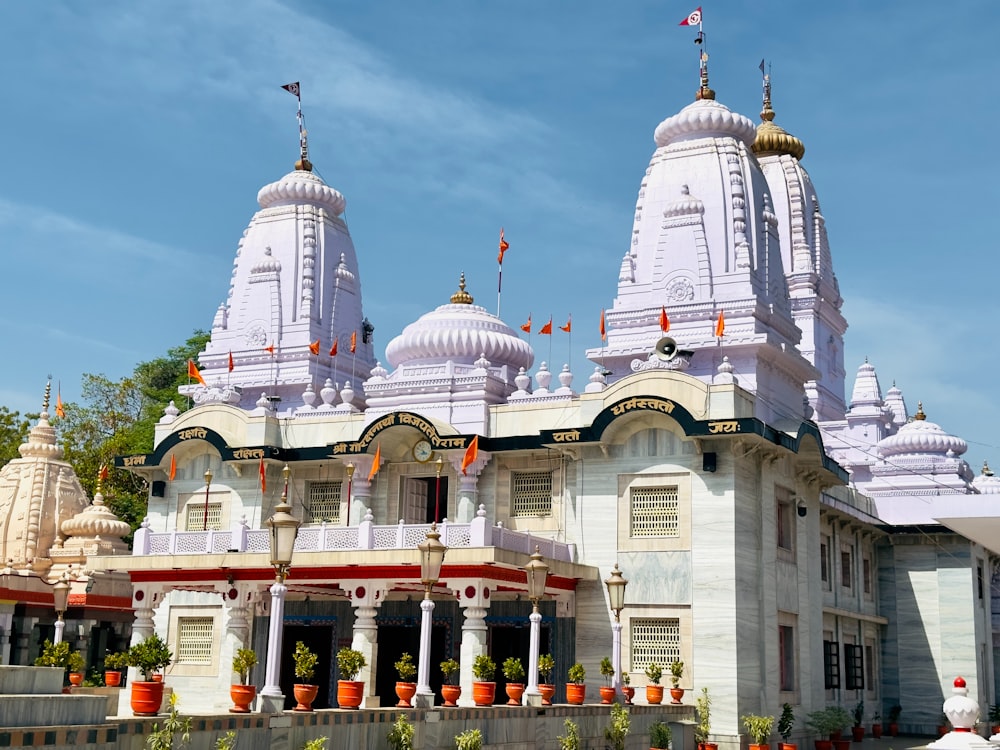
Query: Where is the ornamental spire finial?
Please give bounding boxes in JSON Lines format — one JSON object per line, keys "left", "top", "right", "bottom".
{"left": 450, "top": 272, "right": 474, "bottom": 305}
{"left": 281, "top": 82, "right": 312, "bottom": 172}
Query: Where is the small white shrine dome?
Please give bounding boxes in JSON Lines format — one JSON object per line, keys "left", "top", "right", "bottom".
{"left": 877, "top": 403, "right": 967, "bottom": 458}
{"left": 654, "top": 98, "right": 757, "bottom": 149}
{"left": 257, "top": 166, "right": 346, "bottom": 215}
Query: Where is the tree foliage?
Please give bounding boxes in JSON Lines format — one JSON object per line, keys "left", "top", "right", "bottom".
{"left": 0, "top": 407, "right": 33, "bottom": 466}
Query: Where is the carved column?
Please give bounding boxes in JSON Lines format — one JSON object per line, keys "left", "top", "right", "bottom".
{"left": 346, "top": 455, "right": 375, "bottom": 526}
{"left": 343, "top": 580, "right": 386, "bottom": 707}
{"left": 453, "top": 581, "right": 492, "bottom": 706}
{"left": 221, "top": 584, "right": 255, "bottom": 686}
{"left": 448, "top": 452, "right": 491, "bottom": 523}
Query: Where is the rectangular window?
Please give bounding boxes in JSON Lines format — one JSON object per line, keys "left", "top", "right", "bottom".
{"left": 779, "top": 625, "right": 795, "bottom": 691}
{"left": 630, "top": 617, "right": 680, "bottom": 671}
{"left": 863, "top": 557, "right": 872, "bottom": 595}
{"left": 844, "top": 643, "right": 864, "bottom": 690}
{"left": 821, "top": 535, "right": 830, "bottom": 588}
{"left": 978, "top": 563, "right": 985, "bottom": 601}
{"left": 307, "top": 481, "right": 342, "bottom": 523}
{"left": 630, "top": 486, "right": 679, "bottom": 537}
{"left": 176, "top": 617, "right": 214, "bottom": 664}
{"left": 185, "top": 503, "right": 222, "bottom": 531}
{"left": 864, "top": 640, "right": 875, "bottom": 692}
{"left": 776, "top": 488, "right": 794, "bottom": 551}
{"left": 841, "top": 550, "right": 853, "bottom": 590}
{"left": 823, "top": 640, "right": 841, "bottom": 689}
{"left": 512, "top": 472, "right": 553, "bottom": 517}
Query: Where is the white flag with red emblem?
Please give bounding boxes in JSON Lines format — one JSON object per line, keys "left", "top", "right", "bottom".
{"left": 281, "top": 82, "right": 300, "bottom": 97}
{"left": 679, "top": 7, "right": 702, "bottom": 26}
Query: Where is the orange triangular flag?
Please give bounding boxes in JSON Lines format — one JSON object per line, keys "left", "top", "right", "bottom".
{"left": 497, "top": 227, "right": 510, "bottom": 265}
{"left": 715, "top": 310, "right": 725, "bottom": 338}
{"left": 600, "top": 309, "right": 607, "bottom": 342}
{"left": 55, "top": 387, "right": 65, "bottom": 418}
{"left": 659, "top": 306, "right": 670, "bottom": 333}
{"left": 560, "top": 315, "right": 571, "bottom": 333}
{"left": 329, "top": 339, "right": 339, "bottom": 357}
{"left": 461, "top": 435, "right": 479, "bottom": 475}
{"left": 228, "top": 352, "right": 234, "bottom": 372}
{"left": 258, "top": 455, "right": 267, "bottom": 493}
{"left": 539, "top": 317, "right": 553, "bottom": 335}
{"left": 520, "top": 315, "right": 531, "bottom": 334}
{"left": 187, "top": 359, "right": 206, "bottom": 385}
{"left": 264, "top": 343, "right": 275, "bottom": 356}
{"left": 368, "top": 442, "right": 382, "bottom": 481}
{"left": 350, "top": 331, "right": 357, "bottom": 354}
{"left": 98, "top": 464, "right": 109, "bottom": 482}
{"left": 308, "top": 339, "right": 320, "bottom": 355}
{"left": 168, "top": 454, "right": 177, "bottom": 481}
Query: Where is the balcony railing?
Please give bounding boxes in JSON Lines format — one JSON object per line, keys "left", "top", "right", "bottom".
{"left": 132, "top": 505, "right": 575, "bottom": 562}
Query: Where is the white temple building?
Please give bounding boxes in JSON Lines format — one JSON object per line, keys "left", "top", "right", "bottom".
{"left": 20, "top": 57, "right": 989, "bottom": 744}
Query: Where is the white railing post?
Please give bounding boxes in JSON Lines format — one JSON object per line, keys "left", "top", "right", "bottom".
{"left": 132, "top": 518, "right": 151, "bottom": 556}
{"left": 358, "top": 509, "right": 375, "bottom": 549}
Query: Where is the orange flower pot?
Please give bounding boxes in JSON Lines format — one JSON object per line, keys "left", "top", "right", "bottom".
{"left": 130, "top": 681, "right": 165, "bottom": 716}
{"left": 293, "top": 683, "right": 318, "bottom": 712}
{"left": 646, "top": 684, "right": 664, "bottom": 704}
{"left": 539, "top": 683, "right": 555, "bottom": 706}
{"left": 472, "top": 681, "right": 496, "bottom": 706}
{"left": 600, "top": 686, "right": 616, "bottom": 704}
{"left": 505, "top": 682, "right": 525, "bottom": 705}
{"left": 622, "top": 685, "right": 635, "bottom": 705}
{"left": 395, "top": 681, "right": 416, "bottom": 707}
{"left": 229, "top": 684, "right": 256, "bottom": 713}
{"left": 441, "top": 684, "right": 461, "bottom": 707}
{"left": 68, "top": 672, "right": 84, "bottom": 686}
{"left": 337, "top": 679, "right": 364, "bottom": 709}
{"left": 670, "top": 686, "right": 685, "bottom": 704}
{"left": 104, "top": 671, "right": 122, "bottom": 687}
{"left": 566, "top": 683, "right": 586, "bottom": 705}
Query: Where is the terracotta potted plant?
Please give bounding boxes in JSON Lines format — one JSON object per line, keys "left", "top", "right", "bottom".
{"left": 125, "top": 632, "right": 172, "bottom": 716}
{"left": 778, "top": 702, "right": 796, "bottom": 750}
{"left": 887, "top": 705, "right": 901, "bottom": 737}
{"left": 103, "top": 651, "right": 128, "bottom": 687}
{"left": 828, "top": 707, "right": 852, "bottom": 750}
{"left": 743, "top": 713, "right": 775, "bottom": 750}
{"left": 851, "top": 702, "right": 864, "bottom": 742}
{"left": 806, "top": 708, "right": 836, "bottom": 750}
{"left": 599, "top": 657, "right": 616, "bottom": 704}
{"left": 695, "top": 687, "right": 717, "bottom": 750}
{"left": 471, "top": 653, "right": 496, "bottom": 706}
{"left": 336, "top": 646, "right": 367, "bottom": 709}
{"left": 66, "top": 649, "right": 86, "bottom": 686}
{"left": 230, "top": 647, "right": 258, "bottom": 713}
{"left": 870, "top": 712, "right": 882, "bottom": 739}
{"left": 292, "top": 640, "right": 319, "bottom": 711}
{"left": 566, "top": 663, "right": 586, "bottom": 705}
{"left": 394, "top": 652, "right": 417, "bottom": 707}
{"left": 669, "top": 659, "right": 684, "bottom": 703}
{"left": 538, "top": 654, "right": 556, "bottom": 706}
{"left": 621, "top": 671, "right": 634, "bottom": 705}
{"left": 650, "top": 720, "right": 672, "bottom": 750}
{"left": 502, "top": 656, "right": 525, "bottom": 705}
{"left": 35, "top": 639, "right": 84, "bottom": 689}
{"left": 645, "top": 662, "right": 663, "bottom": 705}
{"left": 440, "top": 657, "right": 461, "bottom": 706}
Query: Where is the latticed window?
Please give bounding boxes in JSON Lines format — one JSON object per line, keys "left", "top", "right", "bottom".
{"left": 185, "top": 503, "right": 222, "bottom": 531}
{"left": 844, "top": 643, "right": 864, "bottom": 690}
{"left": 823, "top": 639, "right": 840, "bottom": 689}
{"left": 630, "top": 617, "right": 680, "bottom": 671}
{"left": 176, "top": 617, "right": 214, "bottom": 664}
{"left": 512, "top": 472, "right": 552, "bottom": 517}
{"left": 630, "top": 486, "right": 679, "bottom": 537}
{"left": 307, "top": 481, "right": 342, "bottom": 523}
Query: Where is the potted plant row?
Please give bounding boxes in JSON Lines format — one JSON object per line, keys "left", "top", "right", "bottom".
{"left": 621, "top": 671, "right": 634, "bottom": 705}
{"left": 293, "top": 641, "right": 319, "bottom": 711}
{"left": 806, "top": 707, "right": 851, "bottom": 750}
{"left": 887, "top": 705, "right": 901, "bottom": 737}
{"left": 103, "top": 650, "right": 129, "bottom": 687}
{"left": 126, "top": 633, "right": 172, "bottom": 716}
{"left": 743, "top": 713, "right": 775, "bottom": 750}
{"left": 230, "top": 647, "right": 258, "bottom": 713}
{"left": 600, "top": 657, "right": 616, "bottom": 704}
{"left": 669, "top": 659, "right": 685, "bottom": 703}
{"left": 645, "top": 662, "right": 663, "bottom": 705}
{"left": 851, "top": 702, "right": 865, "bottom": 742}
{"left": 566, "top": 662, "right": 586, "bottom": 705}
{"left": 503, "top": 656, "right": 525, "bottom": 705}
{"left": 35, "top": 640, "right": 86, "bottom": 688}
{"left": 695, "top": 687, "right": 716, "bottom": 750}
{"left": 538, "top": 653, "right": 556, "bottom": 705}
{"left": 337, "top": 646, "right": 367, "bottom": 709}
{"left": 778, "top": 702, "right": 797, "bottom": 750}
{"left": 472, "top": 653, "right": 496, "bottom": 706}
{"left": 440, "top": 657, "right": 461, "bottom": 706}
{"left": 395, "top": 652, "right": 417, "bottom": 707}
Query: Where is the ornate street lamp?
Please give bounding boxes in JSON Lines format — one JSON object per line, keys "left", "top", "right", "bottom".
{"left": 604, "top": 563, "right": 628, "bottom": 690}
{"left": 344, "top": 462, "right": 356, "bottom": 525}
{"left": 259, "top": 465, "right": 301, "bottom": 713}
{"left": 414, "top": 523, "right": 447, "bottom": 707}
{"left": 434, "top": 455, "right": 445, "bottom": 522}
{"left": 523, "top": 546, "right": 549, "bottom": 705}
{"left": 52, "top": 575, "right": 70, "bottom": 645}
{"left": 202, "top": 468, "right": 213, "bottom": 531}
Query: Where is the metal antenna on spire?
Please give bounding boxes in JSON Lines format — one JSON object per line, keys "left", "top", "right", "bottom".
{"left": 281, "top": 82, "right": 311, "bottom": 171}
{"left": 760, "top": 58, "right": 773, "bottom": 119}
{"left": 681, "top": 7, "right": 712, "bottom": 100}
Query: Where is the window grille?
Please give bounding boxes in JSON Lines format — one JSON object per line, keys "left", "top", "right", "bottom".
{"left": 307, "top": 481, "right": 342, "bottom": 523}
{"left": 841, "top": 550, "right": 853, "bottom": 589}
{"left": 844, "top": 643, "right": 864, "bottom": 690}
{"left": 185, "top": 503, "right": 222, "bottom": 531}
{"left": 823, "top": 640, "right": 840, "bottom": 689}
{"left": 512, "top": 472, "right": 552, "bottom": 517}
{"left": 630, "top": 486, "right": 679, "bottom": 537}
{"left": 630, "top": 617, "right": 680, "bottom": 671}
{"left": 176, "top": 617, "right": 214, "bottom": 664}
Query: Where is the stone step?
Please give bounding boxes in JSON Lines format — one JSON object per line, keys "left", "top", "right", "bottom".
{"left": 0, "top": 694, "right": 110, "bottom": 728}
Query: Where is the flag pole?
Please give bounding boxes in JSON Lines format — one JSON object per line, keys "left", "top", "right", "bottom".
{"left": 496, "top": 228, "right": 509, "bottom": 318}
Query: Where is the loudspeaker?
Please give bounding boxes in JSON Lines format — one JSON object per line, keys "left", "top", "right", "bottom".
{"left": 702, "top": 452, "right": 717, "bottom": 473}
{"left": 654, "top": 337, "right": 678, "bottom": 361}
{"left": 151, "top": 480, "right": 166, "bottom": 498}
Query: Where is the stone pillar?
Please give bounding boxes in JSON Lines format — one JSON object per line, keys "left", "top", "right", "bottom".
{"left": 121, "top": 586, "right": 162, "bottom": 717}
{"left": 346, "top": 455, "right": 375, "bottom": 526}
{"left": 449, "top": 452, "right": 491, "bottom": 523}
{"left": 221, "top": 584, "right": 255, "bottom": 686}
{"left": 343, "top": 580, "right": 386, "bottom": 707}
{"left": 454, "top": 581, "right": 492, "bottom": 707}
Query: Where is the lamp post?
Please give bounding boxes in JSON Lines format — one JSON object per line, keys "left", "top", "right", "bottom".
{"left": 434, "top": 456, "right": 444, "bottom": 522}
{"left": 202, "top": 468, "right": 213, "bottom": 531}
{"left": 523, "top": 546, "right": 549, "bottom": 705}
{"left": 604, "top": 563, "right": 628, "bottom": 691}
{"left": 259, "top": 465, "right": 301, "bottom": 713}
{"left": 414, "top": 523, "right": 447, "bottom": 708}
{"left": 344, "top": 462, "right": 356, "bottom": 525}
{"left": 52, "top": 575, "right": 70, "bottom": 645}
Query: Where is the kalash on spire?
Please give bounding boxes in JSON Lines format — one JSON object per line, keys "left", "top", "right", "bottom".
{"left": 179, "top": 82, "right": 376, "bottom": 413}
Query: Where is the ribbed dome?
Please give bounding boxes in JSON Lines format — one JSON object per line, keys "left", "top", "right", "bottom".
{"left": 877, "top": 405, "right": 967, "bottom": 458}
{"left": 251, "top": 247, "right": 282, "bottom": 274}
{"left": 972, "top": 462, "right": 1000, "bottom": 494}
{"left": 257, "top": 169, "right": 346, "bottom": 215}
{"left": 654, "top": 99, "right": 757, "bottom": 149}
{"left": 663, "top": 185, "right": 705, "bottom": 218}
{"left": 61, "top": 491, "right": 131, "bottom": 541}
{"left": 384, "top": 278, "right": 533, "bottom": 371}
{"left": 751, "top": 86, "right": 806, "bottom": 160}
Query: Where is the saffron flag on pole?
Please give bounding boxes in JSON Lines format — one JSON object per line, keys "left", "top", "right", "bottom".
{"left": 281, "top": 82, "right": 300, "bottom": 97}
{"left": 715, "top": 310, "right": 726, "bottom": 337}
{"left": 169, "top": 454, "right": 177, "bottom": 481}
{"left": 350, "top": 331, "right": 357, "bottom": 353}
{"left": 521, "top": 315, "right": 532, "bottom": 334}
{"left": 539, "top": 317, "right": 553, "bottom": 335}
{"left": 368, "top": 442, "right": 382, "bottom": 481}
{"left": 659, "top": 306, "right": 670, "bottom": 333}
{"left": 600, "top": 309, "right": 607, "bottom": 341}
{"left": 55, "top": 387, "right": 65, "bottom": 418}
{"left": 264, "top": 344, "right": 275, "bottom": 356}
{"left": 308, "top": 339, "right": 320, "bottom": 355}
{"left": 187, "top": 359, "right": 206, "bottom": 385}
{"left": 98, "top": 464, "right": 109, "bottom": 482}
{"left": 329, "top": 339, "right": 338, "bottom": 357}
{"left": 497, "top": 227, "right": 510, "bottom": 265}
{"left": 560, "top": 316, "right": 572, "bottom": 333}
{"left": 679, "top": 7, "right": 702, "bottom": 25}
{"left": 258, "top": 455, "right": 266, "bottom": 493}
{"left": 228, "top": 352, "right": 234, "bottom": 373}
{"left": 461, "top": 435, "right": 479, "bottom": 475}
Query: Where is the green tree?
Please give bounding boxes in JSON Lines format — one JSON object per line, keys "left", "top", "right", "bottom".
{"left": 0, "top": 407, "right": 33, "bottom": 468}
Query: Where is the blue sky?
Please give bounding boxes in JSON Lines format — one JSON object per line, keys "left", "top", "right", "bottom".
{"left": 1, "top": 1, "right": 998, "bottom": 471}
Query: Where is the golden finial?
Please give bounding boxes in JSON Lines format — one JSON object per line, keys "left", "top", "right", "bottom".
{"left": 751, "top": 64, "right": 805, "bottom": 161}
{"left": 42, "top": 380, "right": 51, "bottom": 413}
{"left": 915, "top": 401, "right": 926, "bottom": 420}
{"left": 983, "top": 460, "right": 993, "bottom": 477}
{"left": 695, "top": 57, "right": 715, "bottom": 101}
{"left": 450, "top": 272, "right": 474, "bottom": 305}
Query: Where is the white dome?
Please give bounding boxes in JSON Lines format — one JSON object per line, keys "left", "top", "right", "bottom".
{"left": 384, "top": 278, "right": 533, "bottom": 371}
{"left": 877, "top": 409, "right": 967, "bottom": 458}
{"left": 257, "top": 169, "right": 346, "bottom": 215}
{"left": 654, "top": 99, "right": 757, "bottom": 149}
{"left": 972, "top": 463, "right": 1000, "bottom": 494}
